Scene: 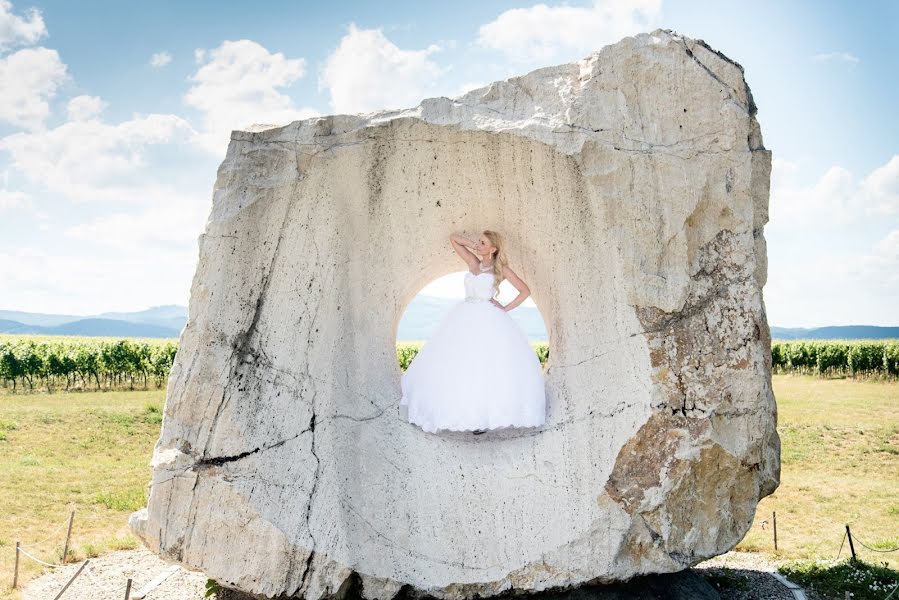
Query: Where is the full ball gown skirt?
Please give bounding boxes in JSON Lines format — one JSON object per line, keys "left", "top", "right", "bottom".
{"left": 400, "top": 271, "right": 547, "bottom": 433}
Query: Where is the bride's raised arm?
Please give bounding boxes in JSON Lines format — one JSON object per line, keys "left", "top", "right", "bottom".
{"left": 449, "top": 233, "right": 480, "bottom": 271}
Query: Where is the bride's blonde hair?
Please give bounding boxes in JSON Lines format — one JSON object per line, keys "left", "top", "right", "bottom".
{"left": 482, "top": 230, "right": 508, "bottom": 298}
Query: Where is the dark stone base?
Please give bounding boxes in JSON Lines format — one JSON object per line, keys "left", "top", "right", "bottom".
{"left": 485, "top": 570, "right": 720, "bottom": 599}
{"left": 216, "top": 570, "right": 718, "bottom": 600}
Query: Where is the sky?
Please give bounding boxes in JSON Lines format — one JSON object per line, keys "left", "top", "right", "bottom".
{"left": 0, "top": 0, "right": 896, "bottom": 327}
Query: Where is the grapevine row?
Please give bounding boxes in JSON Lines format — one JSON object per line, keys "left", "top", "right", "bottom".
{"left": 1, "top": 337, "right": 897, "bottom": 393}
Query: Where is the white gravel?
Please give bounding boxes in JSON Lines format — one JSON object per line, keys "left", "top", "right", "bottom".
{"left": 21, "top": 548, "right": 208, "bottom": 600}
{"left": 694, "top": 551, "right": 800, "bottom": 599}
{"left": 22, "top": 547, "right": 803, "bottom": 599}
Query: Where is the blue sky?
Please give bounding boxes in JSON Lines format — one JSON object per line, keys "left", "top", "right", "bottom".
{"left": 0, "top": 0, "right": 896, "bottom": 327}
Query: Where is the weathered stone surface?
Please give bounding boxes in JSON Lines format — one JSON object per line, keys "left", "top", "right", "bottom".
{"left": 129, "top": 27, "right": 779, "bottom": 600}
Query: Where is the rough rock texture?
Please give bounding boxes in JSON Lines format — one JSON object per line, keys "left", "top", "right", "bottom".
{"left": 130, "top": 28, "right": 779, "bottom": 600}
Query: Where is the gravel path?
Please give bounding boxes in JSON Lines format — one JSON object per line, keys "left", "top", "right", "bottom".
{"left": 22, "top": 547, "right": 803, "bottom": 599}
{"left": 21, "top": 548, "right": 207, "bottom": 600}
{"left": 694, "top": 551, "right": 800, "bottom": 599}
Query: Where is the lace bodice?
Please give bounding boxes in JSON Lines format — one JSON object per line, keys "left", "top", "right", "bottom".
{"left": 464, "top": 272, "right": 495, "bottom": 302}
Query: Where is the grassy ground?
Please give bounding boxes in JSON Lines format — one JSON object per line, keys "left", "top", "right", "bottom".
{"left": 735, "top": 374, "right": 899, "bottom": 571}
{"left": 0, "top": 390, "right": 162, "bottom": 599}
{"left": 0, "top": 374, "right": 896, "bottom": 598}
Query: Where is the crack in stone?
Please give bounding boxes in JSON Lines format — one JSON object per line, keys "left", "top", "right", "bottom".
{"left": 505, "top": 472, "right": 550, "bottom": 486}
{"left": 340, "top": 498, "right": 504, "bottom": 572}
{"left": 193, "top": 429, "right": 310, "bottom": 469}
{"left": 623, "top": 130, "right": 728, "bottom": 150}
{"left": 330, "top": 407, "right": 389, "bottom": 422}
{"left": 553, "top": 123, "right": 608, "bottom": 134}
{"left": 688, "top": 36, "right": 758, "bottom": 117}
{"left": 546, "top": 331, "right": 649, "bottom": 371}
{"left": 521, "top": 401, "right": 637, "bottom": 437}
{"left": 678, "top": 38, "right": 749, "bottom": 115}
{"left": 549, "top": 347, "right": 619, "bottom": 370}
{"left": 298, "top": 401, "right": 320, "bottom": 594}
{"left": 295, "top": 193, "right": 327, "bottom": 595}
{"left": 201, "top": 180, "right": 297, "bottom": 460}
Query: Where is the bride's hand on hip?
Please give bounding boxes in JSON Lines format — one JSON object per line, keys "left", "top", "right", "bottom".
{"left": 490, "top": 299, "right": 504, "bottom": 310}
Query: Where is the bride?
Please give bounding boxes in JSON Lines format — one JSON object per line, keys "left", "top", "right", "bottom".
{"left": 399, "top": 230, "right": 547, "bottom": 434}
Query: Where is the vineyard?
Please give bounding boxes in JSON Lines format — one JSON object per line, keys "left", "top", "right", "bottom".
{"left": 0, "top": 336, "right": 177, "bottom": 393}
{"left": 772, "top": 339, "right": 899, "bottom": 378}
{"left": 1, "top": 336, "right": 898, "bottom": 393}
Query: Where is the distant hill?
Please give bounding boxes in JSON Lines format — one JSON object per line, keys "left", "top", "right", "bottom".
{"left": 397, "top": 296, "right": 548, "bottom": 342}
{"left": 0, "top": 317, "right": 181, "bottom": 338}
{"left": 2, "top": 304, "right": 896, "bottom": 343}
{"left": 94, "top": 305, "right": 188, "bottom": 332}
{"left": 0, "top": 305, "right": 186, "bottom": 338}
{"left": 770, "top": 325, "right": 899, "bottom": 340}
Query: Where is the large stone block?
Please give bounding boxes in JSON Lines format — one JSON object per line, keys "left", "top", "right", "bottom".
{"left": 130, "top": 28, "right": 779, "bottom": 600}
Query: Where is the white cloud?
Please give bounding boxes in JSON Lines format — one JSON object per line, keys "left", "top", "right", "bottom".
{"left": 184, "top": 39, "right": 319, "bottom": 154}
{"left": 857, "top": 155, "right": 899, "bottom": 216}
{"left": 319, "top": 23, "right": 447, "bottom": 114}
{"left": 476, "top": 0, "right": 662, "bottom": 63}
{"left": 64, "top": 193, "right": 209, "bottom": 248}
{"left": 0, "top": 245, "right": 200, "bottom": 314}
{"left": 66, "top": 94, "right": 107, "bottom": 121}
{"left": 0, "top": 168, "right": 48, "bottom": 219}
{"left": 0, "top": 105, "right": 213, "bottom": 313}
{"left": 768, "top": 159, "right": 856, "bottom": 231}
{"left": 149, "top": 50, "right": 172, "bottom": 68}
{"left": 0, "top": 0, "right": 46, "bottom": 50}
{"left": 193, "top": 48, "right": 205, "bottom": 64}
{"left": 811, "top": 51, "right": 860, "bottom": 65}
{"left": 860, "top": 229, "right": 899, "bottom": 291}
{"left": 0, "top": 45, "right": 67, "bottom": 129}
{"left": 770, "top": 226, "right": 899, "bottom": 326}
{"left": 0, "top": 187, "right": 29, "bottom": 209}
{"left": 768, "top": 155, "right": 899, "bottom": 232}
{"left": 0, "top": 2, "right": 215, "bottom": 315}
{"left": 765, "top": 156, "right": 899, "bottom": 327}
{"left": 0, "top": 111, "right": 198, "bottom": 201}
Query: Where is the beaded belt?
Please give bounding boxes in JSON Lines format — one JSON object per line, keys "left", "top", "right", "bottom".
{"left": 465, "top": 297, "right": 488, "bottom": 303}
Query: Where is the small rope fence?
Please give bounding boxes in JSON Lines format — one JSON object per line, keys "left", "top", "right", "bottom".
{"left": 27, "top": 514, "right": 72, "bottom": 549}
{"left": 17, "top": 545, "right": 69, "bottom": 568}
{"left": 12, "top": 509, "right": 899, "bottom": 597}
{"left": 852, "top": 532, "right": 899, "bottom": 554}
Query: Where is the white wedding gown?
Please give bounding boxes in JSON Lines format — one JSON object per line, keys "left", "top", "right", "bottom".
{"left": 399, "top": 270, "right": 547, "bottom": 433}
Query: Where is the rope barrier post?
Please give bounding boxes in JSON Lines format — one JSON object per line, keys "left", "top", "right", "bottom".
{"left": 13, "top": 541, "right": 20, "bottom": 588}
{"left": 845, "top": 525, "right": 857, "bottom": 562}
{"left": 125, "top": 577, "right": 132, "bottom": 600}
{"left": 62, "top": 510, "right": 74, "bottom": 563}
{"left": 773, "top": 511, "right": 778, "bottom": 552}
{"left": 52, "top": 559, "right": 88, "bottom": 600}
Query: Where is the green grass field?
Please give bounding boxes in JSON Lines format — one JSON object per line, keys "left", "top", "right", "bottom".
{"left": 0, "top": 374, "right": 896, "bottom": 598}
{"left": 736, "top": 374, "right": 899, "bottom": 566}
{"left": 0, "top": 390, "right": 161, "bottom": 598}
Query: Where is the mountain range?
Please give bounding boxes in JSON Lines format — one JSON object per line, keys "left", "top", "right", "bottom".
{"left": 0, "top": 304, "right": 896, "bottom": 342}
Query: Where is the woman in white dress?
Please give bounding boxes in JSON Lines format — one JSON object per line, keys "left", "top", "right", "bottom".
{"left": 399, "top": 230, "right": 547, "bottom": 435}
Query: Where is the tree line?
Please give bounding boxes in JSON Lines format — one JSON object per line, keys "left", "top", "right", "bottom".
{"left": 1, "top": 337, "right": 897, "bottom": 394}
{"left": 772, "top": 340, "right": 899, "bottom": 378}
{"left": 0, "top": 338, "right": 177, "bottom": 392}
